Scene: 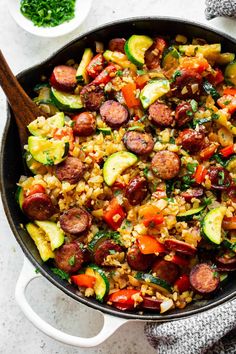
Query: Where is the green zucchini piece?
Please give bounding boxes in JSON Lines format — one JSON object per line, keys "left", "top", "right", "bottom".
{"left": 135, "top": 272, "right": 171, "bottom": 294}
{"left": 97, "top": 127, "right": 112, "bottom": 135}
{"left": 26, "top": 223, "right": 55, "bottom": 262}
{"left": 35, "top": 221, "right": 64, "bottom": 251}
{"left": 177, "top": 205, "right": 206, "bottom": 221}
{"left": 162, "top": 47, "right": 180, "bottom": 71}
{"left": 226, "top": 155, "right": 236, "bottom": 172}
{"left": 103, "top": 151, "right": 138, "bottom": 186}
{"left": 34, "top": 82, "right": 50, "bottom": 92}
{"left": 220, "top": 273, "right": 228, "bottom": 282}
{"left": 215, "top": 53, "right": 235, "bottom": 65}
{"left": 85, "top": 265, "right": 109, "bottom": 301}
{"left": 51, "top": 87, "right": 83, "bottom": 112}
{"left": 76, "top": 48, "right": 93, "bottom": 84}
{"left": 25, "top": 151, "right": 48, "bottom": 175}
{"left": 179, "top": 44, "right": 221, "bottom": 59}
{"left": 33, "top": 86, "right": 52, "bottom": 104}
{"left": 140, "top": 79, "right": 170, "bottom": 109}
{"left": 203, "top": 80, "right": 220, "bottom": 101}
{"left": 88, "top": 230, "right": 121, "bottom": 252}
{"left": 202, "top": 206, "right": 227, "bottom": 245}
{"left": 225, "top": 61, "right": 236, "bottom": 86}
{"left": 27, "top": 112, "right": 65, "bottom": 137}
{"left": 193, "top": 117, "right": 212, "bottom": 128}
{"left": 28, "top": 136, "right": 69, "bottom": 166}
{"left": 16, "top": 186, "right": 24, "bottom": 210}
{"left": 222, "top": 238, "right": 236, "bottom": 252}
{"left": 127, "top": 125, "right": 145, "bottom": 132}
{"left": 124, "top": 35, "right": 153, "bottom": 67}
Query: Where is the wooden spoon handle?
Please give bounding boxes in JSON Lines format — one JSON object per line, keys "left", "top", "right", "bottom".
{"left": 0, "top": 50, "right": 42, "bottom": 146}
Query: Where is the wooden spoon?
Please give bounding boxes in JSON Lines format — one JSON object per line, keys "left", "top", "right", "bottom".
{"left": 0, "top": 50, "right": 43, "bottom": 147}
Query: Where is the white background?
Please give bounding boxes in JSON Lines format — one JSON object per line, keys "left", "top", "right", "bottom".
{"left": 0, "top": 0, "right": 236, "bottom": 353}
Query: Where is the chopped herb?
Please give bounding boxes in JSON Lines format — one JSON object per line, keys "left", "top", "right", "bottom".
{"left": 203, "top": 196, "right": 213, "bottom": 206}
{"left": 125, "top": 219, "right": 132, "bottom": 227}
{"left": 137, "top": 69, "right": 146, "bottom": 75}
{"left": 181, "top": 175, "right": 195, "bottom": 190}
{"left": 116, "top": 70, "right": 123, "bottom": 77}
{"left": 51, "top": 267, "right": 70, "bottom": 281}
{"left": 138, "top": 115, "right": 148, "bottom": 122}
{"left": 171, "top": 70, "right": 181, "bottom": 82}
{"left": 218, "top": 170, "right": 225, "bottom": 185}
{"left": 223, "top": 100, "right": 231, "bottom": 106}
{"left": 35, "top": 268, "right": 40, "bottom": 274}
{"left": 169, "top": 137, "right": 175, "bottom": 144}
{"left": 68, "top": 255, "right": 75, "bottom": 266}
{"left": 113, "top": 189, "right": 121, "bottom": 196}
{"left": 212, "top": 113, "right": 219, "bottom": 120}
{"left": 211, "top": 153, "right": 227, "bottom": 167}
{"left": 213, "top": 271, "right": 219, "bottom": 278}
{"left": 186, "top": 110, "right": 193, "bottom": 116}
{"left": 186, "top": 162, "right": 198, "bottom": 173}
{"left": 143, "top": 166, "right": 149, "bottom": 178}
{"left": 109, "top": 249, "right": 116, "bottom": 255}
{"left": 190, "top": 99, "right": 198, "bottom": 112}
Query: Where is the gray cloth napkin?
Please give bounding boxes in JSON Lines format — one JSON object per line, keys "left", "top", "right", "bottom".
{"left": 205, "top": 0, "right": 236, "bottom": 19}
{"left": 145, "top": 299, "right": 236, "bottom": 353}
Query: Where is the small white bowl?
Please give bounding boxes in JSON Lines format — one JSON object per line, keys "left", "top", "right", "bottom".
{"left": 8, "top": 0, "right": 93, "bottom": 38}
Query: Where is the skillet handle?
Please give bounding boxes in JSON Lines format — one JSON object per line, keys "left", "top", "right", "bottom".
{"left": 15, "top": 257, "right": 127, "bottom": 347}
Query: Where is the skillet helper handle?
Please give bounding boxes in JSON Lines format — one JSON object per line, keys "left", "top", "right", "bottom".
{"left": 15, "top": 257, "right": 127, "bottom": 347}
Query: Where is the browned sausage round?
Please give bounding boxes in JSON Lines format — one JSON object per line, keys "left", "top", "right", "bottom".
{"left": 94, "top": 239, "right": 123, "bottom": 266}
{"left": 141, "top": 297, "right": 162, "bottom": 310}
{"left": 171, "top": 69, "right": 202, "bottom": 99}
{"left": 190, "top": 263, "right": 220, "bottom": 294}
{"left": 127, "top": 244, "right": 154, "bottom": 271}
{"left": 207, "top": 167, "right": 232, "bottom": 190}
{"left": 148, "top": 102, "right": 173, "bottom": 127}
{"left": 59, "top": 207, "right": 92, "bottom": 235}
{"left": 151, "top": 151, "right": 180, "bottom": 180}
{"left": 175, "top": 102, "right": 193, "bottom": 127}
{"left": 164, "top": 239, "right": 197, "bottom": 256}
{"left": 216, "top": 253, "right": 236, "bottom": 271}
{"left": 56, "top": 157, "right": 84, "bottom": 184}
{"left": 144, "top": 37, "right": 166, "bottom": 70}
{"left": 54, "top": 242, "right": 84, "bottom": 273}
{"left": 72, "top": 112, "right": 96, "bottom": 136}
{"left": 228, "top": 185, "right": 236, "bottom": 203}
{"left": 108, "top": 38, "right": 126, "bottom": 53}
{"left": 125, "top": 176, "right": 148, "bottom": 205}
{"left": 22, "top": 193, "right": 54, "bottom": 220}
{"left": 123, "top": 131, "right": 154, "bottom": 155}
{"left": 181, "top": 188, "right": 204, "bottom": 202}
{"left": 100, "top": 100, "right": 129, "bottom": 128}
{"left": 80, "top": 84, "right": 105, "bottom": 111}
{"left": 50, "top": 65, "right": 77, "bottom": 92}
{"left": 152, "top": 259, "right": 179, "bottom": 284}
{"left": 179, "top": 129, "right": 205, "bottom": 154}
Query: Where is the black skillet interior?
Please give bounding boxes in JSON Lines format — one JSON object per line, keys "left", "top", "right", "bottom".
{"left": 1, "top": 18, "right": 236, "bottom": 321}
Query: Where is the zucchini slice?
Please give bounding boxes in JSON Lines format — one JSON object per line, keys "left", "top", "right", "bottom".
{"left": 26, "top": 223, "right": 55, "bottom": 262}
{"left": 25, "top": 151, "right": 48, "bottom": 175}
{"left": 85, "top": 265, "right": 109, "bottom": 301}
{"left": 203, "top": 80, "right": 220, "bottom": 101}
{"left": 140, "top": 79, "right": 170, "bottom": 109}
{"left": 226, "top": 155, "right": 236, "bottom": 172}
{"left": 202, "top": 206, "right": 227, "bottom": 245}
{"left": 97, "top": 127, "right": 112, "bottom": 135}
{"left": 28, "top": 136, "right": 69, "bottom": 166}
{"left": 162, "top": 47, "right": 180, "bottom": 71}
{"left": 125, "top": 35, "right": 153, "bottom": 67}
{"left": 215, "top": 53, "right": 235, "bottom": 65}
{"left": 225, "top": 61, "right": 236, "bottom": 86}
{"left": 103, "top": 151, "right": 138, "bottom": 186}
{"left": 135, "top": 272, "right": 171, "bottom": 294}
{"left": 177, "top": 205, "right": 206, "bottom": 221}
{"left": 76, "top": 48, "right": 93, "bottom": 84}
{"left": 222, "top": 238, "right": 236, "bottom": 252}
{"left": 16, "top": 186, "right": 24, "bottom": 210}
{"left": 179, "top": 44, "right": 221, "bottom": 60}
{"left": 27, "top": 112, "right": 65, "bottom": 137}
{"left": 35, "top": 221, "right": 64, "bottom": 251}
{"left": 51, "top": 87, "right": 83, "bottom": 112}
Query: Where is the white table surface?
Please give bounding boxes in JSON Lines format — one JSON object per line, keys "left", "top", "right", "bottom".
{"left": 0, "top": 1, "right": 236, "bottom": 353}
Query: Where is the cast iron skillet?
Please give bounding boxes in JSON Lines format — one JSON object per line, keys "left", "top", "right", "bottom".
{"left": 1, "top": 17, "right": 236, "bottom": 321}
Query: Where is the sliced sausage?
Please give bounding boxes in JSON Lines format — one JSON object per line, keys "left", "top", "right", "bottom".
{"left": 127, "top": 244, "right": 154, "bottom": 271}
{"left": 151, "top": 151, "right": 180, "bottom": 180}
{"left": 94, "top": 239, "right": 123, "bottom": 266}
{"left": 164, "top": 239, "right": 197, "bottom": 256}
{"left": 190, "top": 263, "right": 220, "bottom": 294}
{"left": 171, "top": 69, "right": 202, "bottom": 99}
{"left": 108, "top": 38, "right": 126, "bottom": 53}
{"left": 207, "top": 167, "right": 232, "bottom": 190}
{"left": 123, "top": 131, "right": 154, "bottom": 155}
{"left": 152, "top": 259, "right": 179, "bottom": 284}
{"left": 100, "top": 100, "right": 129, "bottom": 128}
{"left": 80, "top": 84, "right": 105, "bottom": 111}
{"left": 56, "top": 157, "right": 84, "bottom": 184}
{"left": 148, "top": 102, "right": 173, "bottom": 127}
{"left": 178, "top": 129, "right": 205, "bottom": 154}
{"left": 59, "top": 207, "right": 92, "bottom": 235}
{"left": 50, "top": 65, "right": 77, "bottom": 92}
{"left": 125, "top": 176, "right": 148, "bottom": 205}
{"left": 141, "top": 297, "right": 162, "bottom": 310}
{"left": 72, "top": 112, "right": 96, "bottom": 136}
{"left": 181, "top": 188, "right": 204, "bottom": 202}
{"left": 228, "top": 185, "right": 236, "bottom": 203}
{"left": 86, "top": 54, "right": 105, "bottom": 79}
{"left": 144, "top": 37, "right": 166, "bottom": 70}
{"left": 22, "top": 193, "right": 54, "bottom": 221}
{"left": 54, "top": 242, "right": 84, "bottom": 273}
{"left": 216, "top": 253, "right": 236, "bottom": 271}
{"left": 175, "top": 102, "right": 194, "bottom": 127}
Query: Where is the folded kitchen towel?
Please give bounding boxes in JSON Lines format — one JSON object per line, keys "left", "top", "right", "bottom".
{"left": 205, "top": 0, "right": 236, "bottom": 20}
{"left": 145, "top": 298, "right": 236, "bottom": 353}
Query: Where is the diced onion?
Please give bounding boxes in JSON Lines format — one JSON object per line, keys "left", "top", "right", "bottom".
{"left": 160, "top": 299, "right": 174, "bottom": 313}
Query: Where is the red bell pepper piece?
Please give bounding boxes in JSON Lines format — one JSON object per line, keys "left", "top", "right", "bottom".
{"left": 92, "top": 64, "right": 117, "bottom": 85}
{"left": 137, "top": 235, "right": 166, "bottom": 255}
{"left": 217, "top": 94, "right": 236, "bottom": 114}
{"left": 71, "top": 274, "right": 96, "bottom": 288}
{"left": 200, "top": 144, "right": 218, "bottom": 160}
{"left": 109, "top": 289, "right": 140, "bottom": 309}
{"left": 121, "top": 83, "right": 140, "bottom": 108}
{"left": 220, "top": 144, "right": 235, "bottom": 157}
{"left": 103, "top": 197, "right": 126, "bottom": 230}
{"left": 207, "top": 68, "right": 224, "bottom": 86}
{"left": 223, "top": 88, "right": 236, "bottom": 96}
{"left": 222, "top": 216, "right": 236, "bottom": 230}
{"left": 143, "top": 215, "right": 164, "bottom": 228}
{"left": 135, "top": 74, "right": 150, "bottom": 89}
{"left": 28, "top": 184, "right": 46, "bottom": 196}
{"left": 86, "top": 53, "right": 105, "bottom": 78}
{"left": 174, "top": 274, "right": 191, "bottom": 293}
{"left": 194, "top": 165, "right": 207, "bottom": 184}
